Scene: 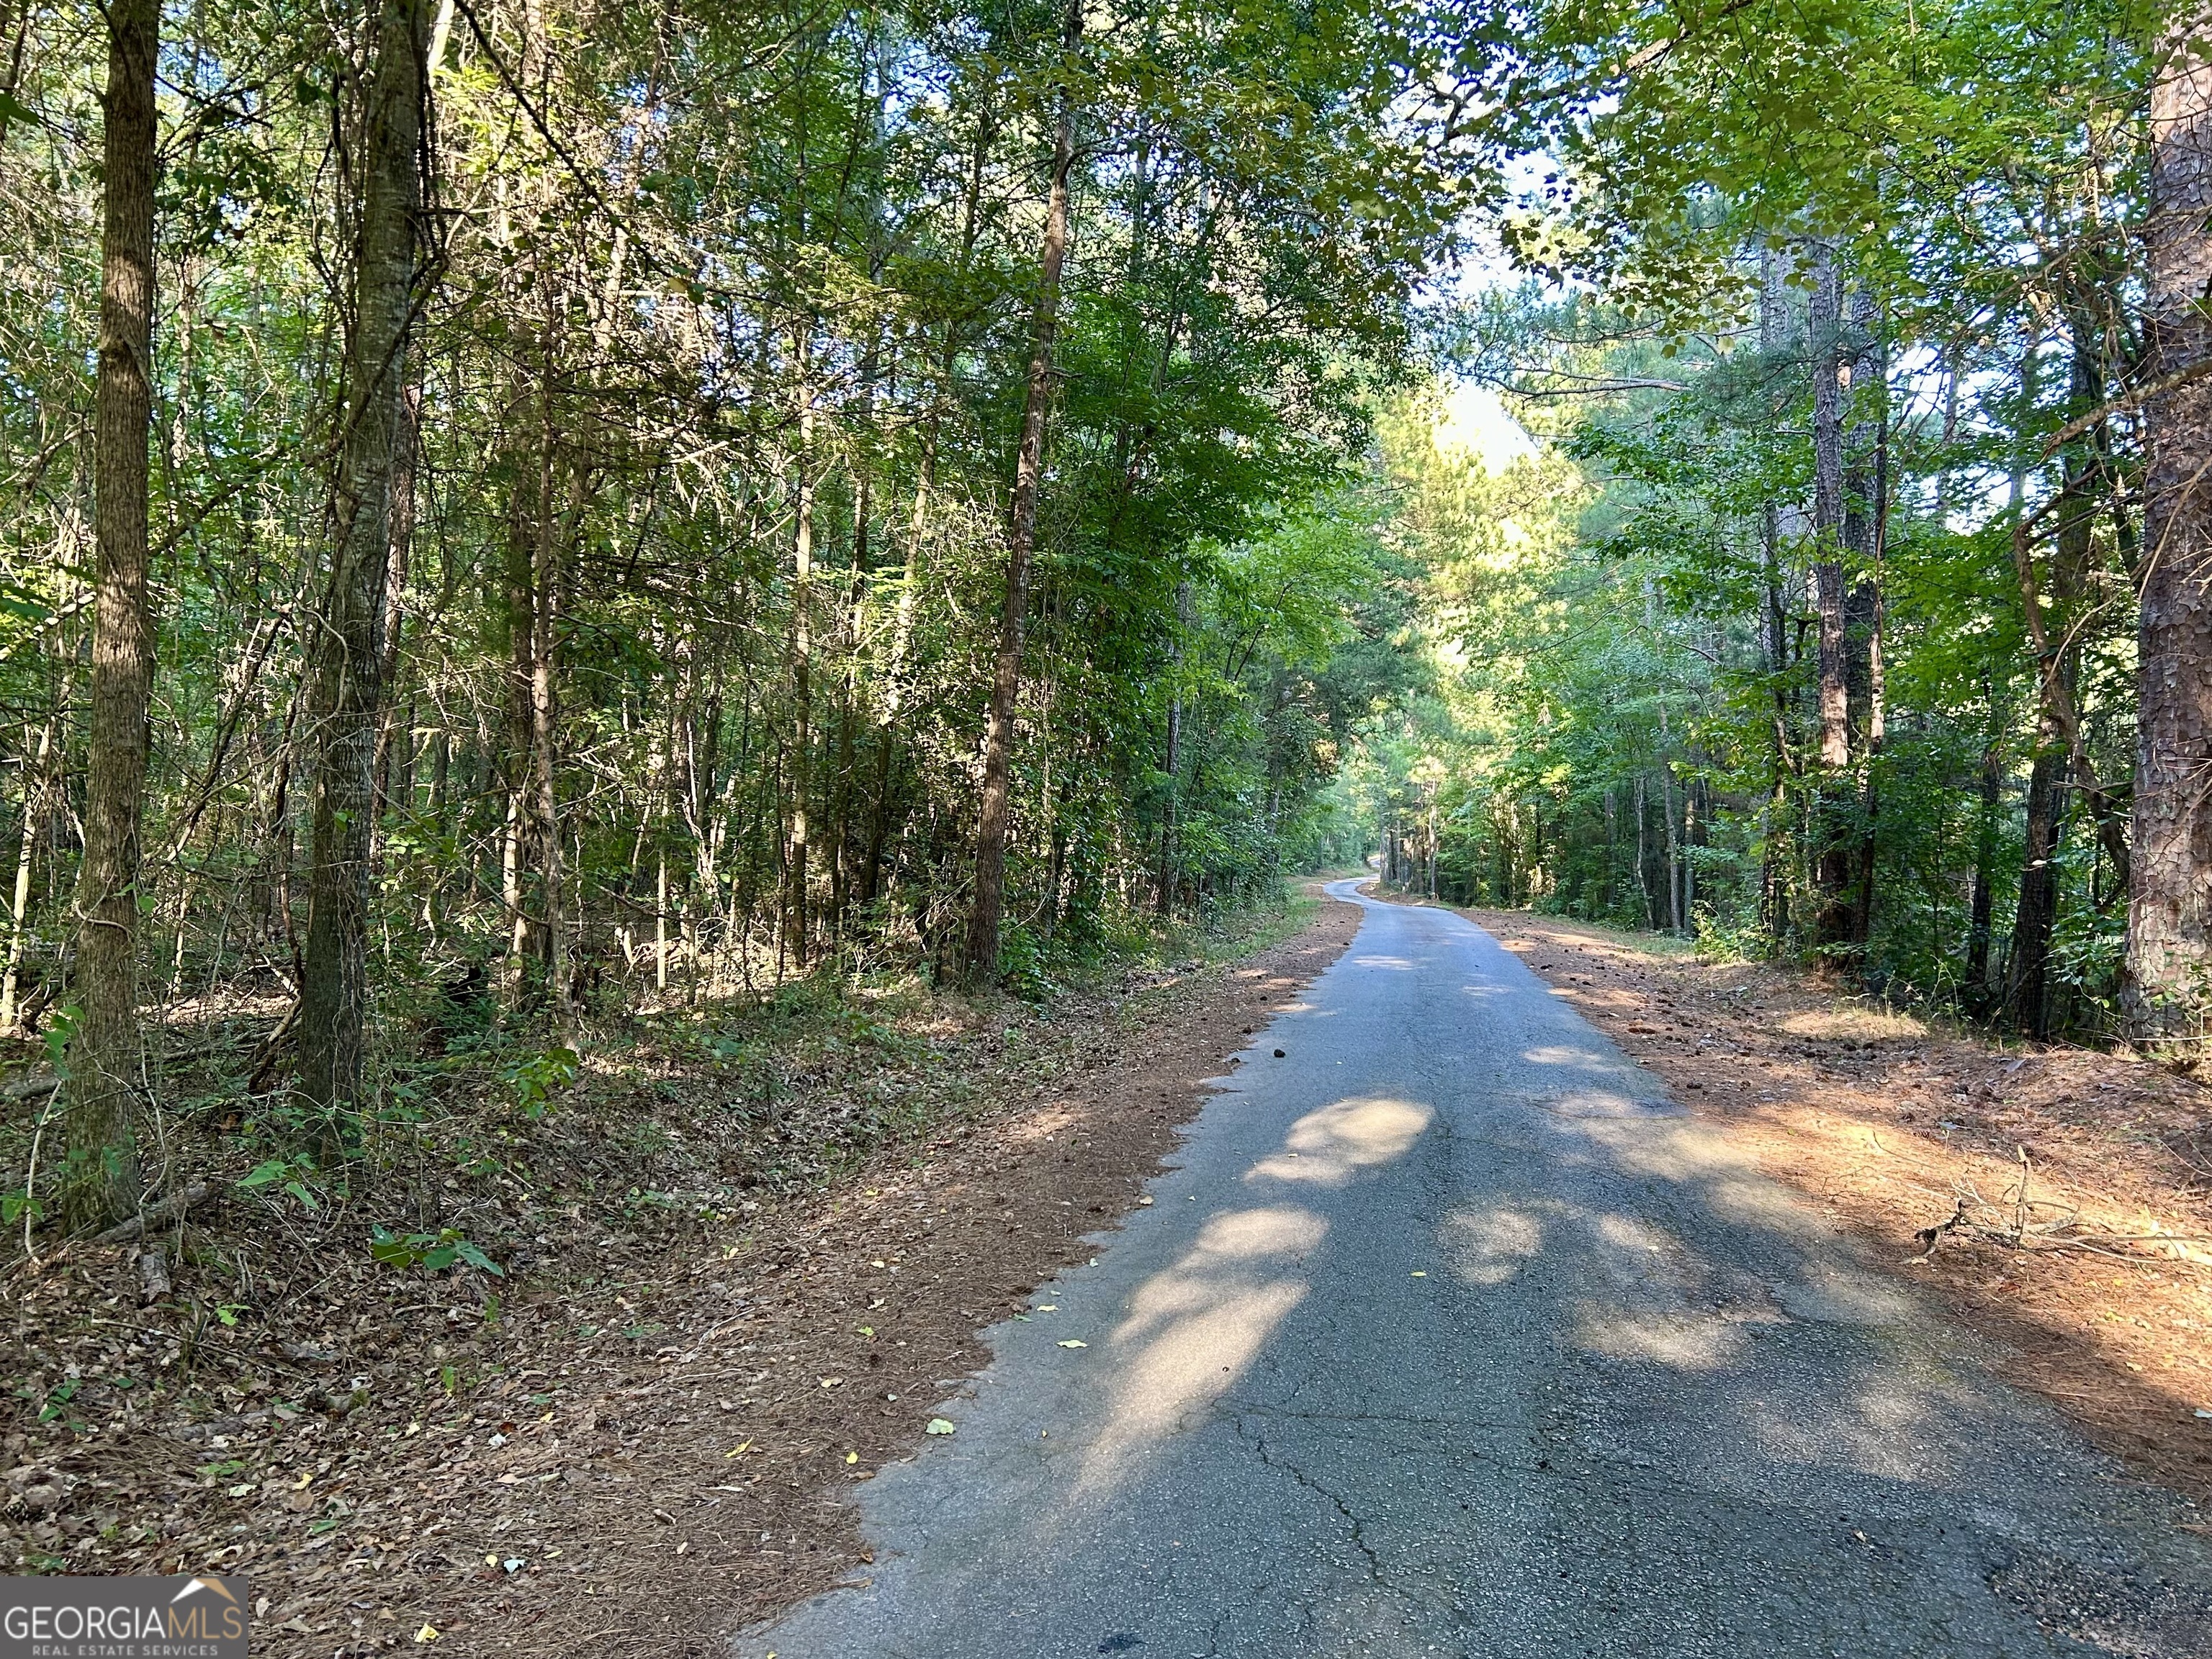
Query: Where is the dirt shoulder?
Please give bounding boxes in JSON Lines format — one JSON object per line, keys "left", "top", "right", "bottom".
{"left": 1424, "top": 894, "right": 2212, "bottom": 1512}
{"left": 3, "top": 890, "right": 1361, "bottom": 1657}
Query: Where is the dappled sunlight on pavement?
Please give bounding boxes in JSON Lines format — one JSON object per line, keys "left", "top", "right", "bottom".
{"left": 1244, "top": 1095, "right": 1434, "bottom": 1187}
{"left": 745, "top": 878, "right": 2212, "bottom": 1659}
{"left": 1074, "top": 1208, "right": 1328, "bottom": 1496}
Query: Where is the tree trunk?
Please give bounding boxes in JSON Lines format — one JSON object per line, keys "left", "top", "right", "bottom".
{"left": 1810, "top": 246, "right": 1848, "bottom": 773}
{"left": 1807, "top": 244, "right": 1856, "bottom": 954}
{"left": 1660, "top": 767, "right": 1682, "bottom": 932}
{"left": 1155, "top": 580, "right": 1190, "bottom": 914}
{"left": 3, "top": 714, "right": 55, "bottom": 1033}
{"left": 1965, "top": 692, "right": 2004, "bottom": 1010}
{"left": 2011, "top": 343, "right": 2101, "bottom": 1038}
{"left": 529, "top": 403, "right": 567, "bottom": 1017}
{"left": 829, "top": 480, "right": 867, "bottom": 938}
{"left": 503, "top": 406, "right": 541, "bottom": 984}
{"left": 1635, "top": 773, "right": 1655, "bottom": 928}
{"left": 966, "top": 0, "right": 1079, "bottom": 984}
{"left": 2128, "top": 4, "right": 2212, "bottom": 1046}
{"left": 863, "top": 422, "right": 937, "bottom": 908}
{"left": 297, "top": 0, "right": 426, "bottom": 1150}
{"left": 2009, "top": 742, "right": 2069, "bottom": 1039}
{"left": 1761, "top": 599, "right": 1792, "bottom": 942}
{"left": 1843, "top": 288, "right": 1885, "bottom": 950}
{"left": 372, "top": 383, "right": 417, "bottom": 830}
{"left": 1603, "top": 785, "right": 1618, "bottom": 916}
{"left": 1758, "top": 480, "right": 1792, "bottom": 943}
{"left": 63, "top": 0, "right": 157, "bottom": 1227}
{"left": 786, "top": 361, "right": 815, "bottom": 970}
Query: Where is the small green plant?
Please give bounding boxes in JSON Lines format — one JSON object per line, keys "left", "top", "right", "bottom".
{"left": 369, "top": 1226, "right": 503, "bottom": 1276}
{"left": 238, "top": 1154, "right": 323, "bottom": 1210}
{"left": 1, "top": 1189, "right": 41, "bottom": 1227}
{"left": 32, "top": 1380, "right": 84, "bottom": 1430}
{"left": 42, "top": 1002, "right": 79, "bottom": 1072}
{"left": 500, "top": 1045, "right": 580, "bottom": 1120}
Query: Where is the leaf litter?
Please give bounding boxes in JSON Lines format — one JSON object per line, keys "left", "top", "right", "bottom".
{"left": 2, "top": 891, "right": 1360, "bottom": 1656}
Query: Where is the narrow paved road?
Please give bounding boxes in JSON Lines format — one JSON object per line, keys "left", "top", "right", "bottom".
{"left": 744, "top": 884, "right": 2212, "bottom": 1658}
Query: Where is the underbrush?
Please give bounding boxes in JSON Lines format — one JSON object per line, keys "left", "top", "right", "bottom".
{"left": 0, "top": 884, "right": 1312, "bottom": 1579}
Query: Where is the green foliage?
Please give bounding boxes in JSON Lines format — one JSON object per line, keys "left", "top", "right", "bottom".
{"left": 237, "top": 1154, "right": 325, "bottom": 1212}
{"left": 0, "top": 0, "right": 1458, "bottom": 1233}
{"left": 500, "top": 1047, "right": 580, "bottom": 1122}
{"left": 369, "top": 1227, "right": 503, "bottom": 1277}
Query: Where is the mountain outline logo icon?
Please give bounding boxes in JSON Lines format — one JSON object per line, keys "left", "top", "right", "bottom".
{"left": 168, "top": 1578, "right": 240, "bottom": 1606}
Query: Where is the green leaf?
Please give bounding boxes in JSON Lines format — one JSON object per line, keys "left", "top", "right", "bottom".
{"left": 451, "top": 1239, "right": 503, "bottom": 1276}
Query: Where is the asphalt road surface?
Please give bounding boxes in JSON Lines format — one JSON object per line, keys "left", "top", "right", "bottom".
{"left": 742, "top": 881, "right": 2212, "bottom": 1658}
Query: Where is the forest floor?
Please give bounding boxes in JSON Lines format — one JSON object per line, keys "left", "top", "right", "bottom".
{"left": 1, "top": 888, "right": 1362, "bottom": 1659}
{"left": 1439, "top": 897, "right": 2212, "bottom": 1511}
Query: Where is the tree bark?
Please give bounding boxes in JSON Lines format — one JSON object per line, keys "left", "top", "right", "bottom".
{"left": 1757, "top": 248, "right": 1794, "bottom": 945}
{"left": 1843, "top": 288, "right": 1885, "bottom": 950}
{"left": 1965, "top": 688, "right": 2005, "bottom": 1010}
{"left": 1635, "top": 773, "right": 1655, "bottom": 928}
{"left": 1154, "top": 580, "right": 1190, "bottom": 914}
{"left": 2010, "top": 741, "right": 2070, "bottom": 1038}
{"left": 529, "top": 393, "right": 567, "bottom": 1017}
{"left": 1809, "top": 246, "right": 1848, "bottom": 773}
{"left": 297, "top": 0, "right": 426, "bottom": 1148}
{"left": 503, "top": 446, "right": 541, "bottom": 979}
{"left": 2, "top": 716, "right": 52, "bottom": 1033}
{"left": 2010, "top": 342, "right": 2100, "bottom": 1038}
{"left": 966, "top": 0, "right": 1079, "bottom": 984}
{"left": 2128, "top": 4, "right": 2212, "bottom": 1046}
{"left": 1807, "top": 244, "right": 1858, "bottom": 956}
{"left": 372, "top": 383, "right": 417, "bottom": 830}
{"left": 786, "top": 359, "right": 816, "bottom": 970}
{"left": 63, "top": 0, "right": 157, "bottom": 1227}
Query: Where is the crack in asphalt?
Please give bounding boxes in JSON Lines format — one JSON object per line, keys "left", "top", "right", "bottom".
{"left": 1233, "top": 1410, "right": 1395, "bottom": 1591}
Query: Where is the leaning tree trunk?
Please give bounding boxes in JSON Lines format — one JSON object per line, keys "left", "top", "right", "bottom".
{"left": 297, "top": 0, "right": 426, "bottom": 1154}
{"left": 63, "top": 0, "right": 157, "bottom": 1228}
{"left": 2128, "top": 4, "right": 2212, "bottom": 1047}
{"left": 966, "top": 0, "right": 1080, "bottom": 985}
